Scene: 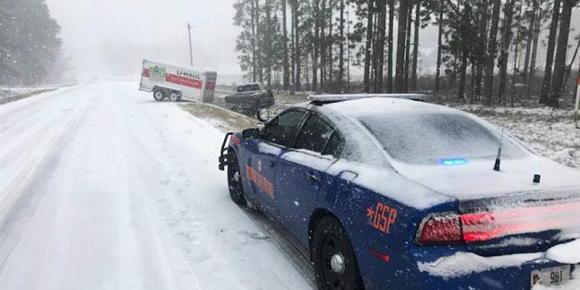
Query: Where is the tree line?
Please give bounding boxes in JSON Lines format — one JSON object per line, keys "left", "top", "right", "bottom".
{"left": 0, "top": 0, "right": 62, "bottom": 86}
{"left": 234, "top": 0, "right": 580, "bottom": 108}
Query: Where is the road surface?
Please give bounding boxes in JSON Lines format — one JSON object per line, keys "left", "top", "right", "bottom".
{"left": 0, "top": 82, "right": 313, "bottom": 290}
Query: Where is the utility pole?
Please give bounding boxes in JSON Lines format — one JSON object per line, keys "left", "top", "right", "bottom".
{"left": 187, "top": 23, "right": 194, "bottom": 66}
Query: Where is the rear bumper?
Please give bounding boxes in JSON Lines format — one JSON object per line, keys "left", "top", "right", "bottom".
{"left": 362, "top": 250, "right": 578, "bottom": 290}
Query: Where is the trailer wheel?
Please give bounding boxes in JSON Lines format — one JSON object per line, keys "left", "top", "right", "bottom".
{"left": 169, "top": 91, "right": 181, "bottom": 102}
{"left": 153, "top": 89, "right": 165, "bottom": 101}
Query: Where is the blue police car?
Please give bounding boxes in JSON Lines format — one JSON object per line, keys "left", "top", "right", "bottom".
{"left": 218, "top": 95, "right": 580, "bottom": 290}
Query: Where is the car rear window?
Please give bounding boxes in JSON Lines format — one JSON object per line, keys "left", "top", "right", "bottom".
{"left": 359, "top": 112, "right": 527, "bottom": 164}
{"left": 237, "top": 84, "right": 260, "bottom": 92}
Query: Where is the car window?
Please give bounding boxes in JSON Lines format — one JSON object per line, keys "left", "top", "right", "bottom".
{"left": 260, "top": 110, "right": 306, "bottom": 147}
{"left": 237, "top": 84, "right": 260, "bottom": 92}
{"left": 295, "top": 115, "right": 334, "bottom": 154}
{"left": 322, "top": 132, "right": 344, "bottom": 158}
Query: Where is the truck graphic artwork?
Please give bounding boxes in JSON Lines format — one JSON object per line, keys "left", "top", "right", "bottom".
{"left": 149, "top": 66, "right": 166, "bottom": 82}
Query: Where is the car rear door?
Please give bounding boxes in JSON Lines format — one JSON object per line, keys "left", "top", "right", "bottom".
{"left": 275, "top": 112, "right": 344, "bottom": 245}
{"left": 244, "top": 109, "right": 307, "bottom": 215}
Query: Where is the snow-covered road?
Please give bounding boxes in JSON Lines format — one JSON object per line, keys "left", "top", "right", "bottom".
{"left": 0, "top": 82, "right": 313, "bottom": 290}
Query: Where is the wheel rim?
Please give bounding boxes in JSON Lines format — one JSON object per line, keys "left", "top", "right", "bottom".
{"left": 170, "top": 93, "right": 179, "bottom": 102}
{"left": 228, "top": 155, "right": 243, "bottom": 194}
{"left": 321, "top": 233, "right": 349, "bottom": 290}
{"left": 154, "top": 91, "right": 163, "bottom": 100}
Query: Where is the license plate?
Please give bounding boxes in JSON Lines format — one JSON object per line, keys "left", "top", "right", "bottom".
{"left": 530, "top": 265, "right": 571, "bottom": 288}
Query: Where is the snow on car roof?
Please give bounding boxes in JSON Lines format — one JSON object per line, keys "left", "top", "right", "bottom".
{"left": 324, "top": 97, "right": 457, "bottom": 118}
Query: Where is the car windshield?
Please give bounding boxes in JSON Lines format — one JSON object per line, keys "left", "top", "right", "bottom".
{"left": 237, "top": 84, "right": 260, "bottom": 92}
{"left": 359, "top": 112, "right": 528, "bottom": 165}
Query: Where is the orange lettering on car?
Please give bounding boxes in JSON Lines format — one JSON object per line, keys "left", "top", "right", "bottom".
{"left": 367, "top": 202, "right": 398, "bottom": 234}
{"left": 246, "top": 166, "right": 274, "bottom": 199}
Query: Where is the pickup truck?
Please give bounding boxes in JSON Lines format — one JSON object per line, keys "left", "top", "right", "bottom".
{"left": 224, "top": 83, "right": 275, "bottom": 113}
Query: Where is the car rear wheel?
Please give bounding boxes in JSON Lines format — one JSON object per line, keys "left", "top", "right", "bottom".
{"left": 312, "top": 217, "right": 364, "bottom": 290}
{"left": 227, "top": 150, "right": 247, "bottom": 206}
{"left": 153, "top": 89, "right": 165, "bottom": 101}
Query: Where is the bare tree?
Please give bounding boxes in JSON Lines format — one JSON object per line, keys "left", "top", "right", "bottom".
{"left": 395, "top": 0, "right": 409, "bottom": 92}
{"left": 497, "top": 0, "right": 517, "bottom": 104}
{"left": 363, "top": 0, "right": 374, "bottom": 93}
{"left": 548, "top": 0, "right": 574, "bottom": 108}
{"left": 483, "top": 0, "right": 502, "bottom": 105}
{"left": 539, "top": 0, "right": 562, "bottom": 104}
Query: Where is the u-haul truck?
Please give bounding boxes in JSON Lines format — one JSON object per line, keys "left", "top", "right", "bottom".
{"left": 139, "top": 59, "right": 217, "bottom": 103}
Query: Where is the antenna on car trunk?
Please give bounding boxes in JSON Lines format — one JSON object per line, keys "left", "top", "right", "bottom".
{"left": 493, "top": 127, "right": 505, "bottom": 172}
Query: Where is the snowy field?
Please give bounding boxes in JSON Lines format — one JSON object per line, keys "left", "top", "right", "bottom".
{"left": 0, "top": 81, "right": 578, "bottom": 290}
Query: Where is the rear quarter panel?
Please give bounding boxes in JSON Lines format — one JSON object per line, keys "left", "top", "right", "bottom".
{"left": 318, "top": 170, "right": 460, "bottom": 289}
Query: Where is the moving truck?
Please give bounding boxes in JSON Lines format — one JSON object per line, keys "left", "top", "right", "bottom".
{"left": 139, "top": 59, "right": 217, "bottom": 103}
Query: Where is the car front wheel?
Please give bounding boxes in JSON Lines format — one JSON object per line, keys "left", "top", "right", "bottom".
{"left": 312, "top": 217, "right": 364, "bottom": 290}
{"left": 227, "top": 150, "right": 247, "bottom": 206}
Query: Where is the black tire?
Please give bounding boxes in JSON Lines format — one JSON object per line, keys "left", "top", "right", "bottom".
{"left": 169, "top": 91, "right": 180, "bottom": 102}
{"left": 227, "top": 150, "right": 247, "bottom": 206}
{"left": 312, "top": 217, "right": 364, "bottom": 290}
{"left": 153, "top": 89, "right": 165, "bottom": 101}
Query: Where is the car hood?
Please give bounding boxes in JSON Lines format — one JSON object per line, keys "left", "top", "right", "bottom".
{"left": 392, "top": 155, "right": 580, "bottom": 201}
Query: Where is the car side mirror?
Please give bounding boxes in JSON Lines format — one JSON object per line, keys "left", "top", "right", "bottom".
{"left": 242, "top": 128, "right": 260, "bottom": 140}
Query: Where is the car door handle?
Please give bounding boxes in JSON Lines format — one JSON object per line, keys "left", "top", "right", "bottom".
{"left": 305, "top": 173, "right": 319, "bottom": 184}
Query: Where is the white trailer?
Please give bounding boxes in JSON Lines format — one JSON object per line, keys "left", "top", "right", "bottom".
{"left": 139, "top": 59, "right": 217, "bottom": 103}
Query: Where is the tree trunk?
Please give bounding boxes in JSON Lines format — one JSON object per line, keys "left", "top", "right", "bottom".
{"left": 328, "top": 0, "right": 334, "bottom": 87}
{"left": 282, "top": 0, "right": 290, "bottom": 90}
{"left": 548, "top": 0, "right": 574, "bottom": 108}
{"left": 483, "top": 0, "right": 501, "bottom": 105}
{"left": 457, "top": 3, "right": 471, "bottom": 101}
{"left": 411, "top": 0, "right": 421, "bottom": 91}
{"left": 338, "top": 0, "right": 345, "bottom": 91}
{"left": 403, "top": 3, "right": 412, "bottom": 92}
{"left": 375, "top": 0, "right": 387, "bottom": 93}
{"left": 474, "top": 0, "right": 489, "bottom": 102}
{"left": 522, "top": 0, "right": 538, "bottom": 83}
{"left": 434, "top": 7, "right": 444, "bottom": 94}
{"left": 313, "top": 0, "right": 320, "bottom": 92}
{"left": 539, "top": 0, "right": 561, "bottom": 104}
{"left": 395, "top": 0, "right": 409, "bottom": 92}
{"left": 497, "top": 0, "right": 516, "bottom": 105}
{"left": 264, "top": 0, "right": 273, "bottom": 88}
{"left": 251, "top": 0, "right": 258, "bottom": 82}
{"left": 510, "top": 1, "right": 523, "bottom": 106}
{"left": 527, "top": 8, "right": 541, "bottom": 98}
{"left": 293, "top": 0, "right": 301, "bottom": 91}
{"left": 387, "top": 0, "right": 394, "bottom": 92}
{"left": 363, "top": 0, "right": 374, "bottom": 93}
{"left": 320, "top": 0, "right": 327, "bottom": 90}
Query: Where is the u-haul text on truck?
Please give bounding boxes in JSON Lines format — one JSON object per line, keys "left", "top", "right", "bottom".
{"left": 139, "top": 59, "right": 217, "bottom": 103}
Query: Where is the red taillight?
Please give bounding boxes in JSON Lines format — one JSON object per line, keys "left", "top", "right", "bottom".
{"left": 418, "top": 200, "right": 580, "bottom": 245}
{"left": 417, "top": 213, "right": 463, "bottom": 245}
{"left": 142, "top": 68, "right": 150, "bottom": 78}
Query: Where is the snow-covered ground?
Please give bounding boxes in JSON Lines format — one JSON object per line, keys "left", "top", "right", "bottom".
{"left": 0, "top": 82, "right": 312, "bottom": 290}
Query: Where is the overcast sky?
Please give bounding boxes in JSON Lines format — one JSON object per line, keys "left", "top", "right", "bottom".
{"left": 45, "top": 0, "right": 578, "bottom": 83}
{"left": 46, "top": 0, "right": 241, "bottom": 81}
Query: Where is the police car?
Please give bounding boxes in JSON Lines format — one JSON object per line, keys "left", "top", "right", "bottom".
{"left": 218, "top": 94, "right": 580, "bottom": 290}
